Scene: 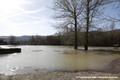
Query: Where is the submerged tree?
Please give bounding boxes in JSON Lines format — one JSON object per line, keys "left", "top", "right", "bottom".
{"left": 53, "top": 0, "right": 117, "bottom": 50}
{"left": 53, "top": 0, "right": 83, "bottom": 49}
{"left": 80, "top": 0, "right": 116, "bottom": 50}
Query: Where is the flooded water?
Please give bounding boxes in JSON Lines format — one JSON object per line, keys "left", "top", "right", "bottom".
{"left": 0, "top": 45, "right": 120, "bottom": 75}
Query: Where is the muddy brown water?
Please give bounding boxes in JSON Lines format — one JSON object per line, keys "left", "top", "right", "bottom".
{"left": 0, "top": 45, "right": 120, "bottom": 75}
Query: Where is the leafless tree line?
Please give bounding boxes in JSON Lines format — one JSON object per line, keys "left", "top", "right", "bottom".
{"left": 1, "top": 28, "right": 119, "bottom": 47}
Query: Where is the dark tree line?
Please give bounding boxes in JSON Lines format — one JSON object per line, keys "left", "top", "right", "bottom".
{"left": 0, "top": 38, "right": 7, "bottom": 45}
{"left": 0, "top": 29, "right": 120, "bottom": 47}
{"left": 56, "top": 29, "right": 120, "bottom": 47}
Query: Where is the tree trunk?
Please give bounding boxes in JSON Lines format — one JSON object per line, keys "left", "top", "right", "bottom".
{"left": 74, "top": 12, "right": 78, "bottom": 49}
{"left": 85, "top": 0, "right": 90, "bottom": 50}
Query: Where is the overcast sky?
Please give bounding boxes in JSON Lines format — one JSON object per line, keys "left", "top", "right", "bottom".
{"left": 0, "top": 0, "right": 119, "bottom": 36}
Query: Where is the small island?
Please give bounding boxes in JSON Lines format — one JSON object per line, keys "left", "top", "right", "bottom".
{"left": 0, "top": 48, "right": 21, "bottom": 54}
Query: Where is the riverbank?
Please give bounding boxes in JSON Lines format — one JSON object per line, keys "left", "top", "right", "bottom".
{"left": 0, "top": 71, "right": 120, "bottom": 80}
{"left": 79, "top": 46, "right": 120, "bottom": 52}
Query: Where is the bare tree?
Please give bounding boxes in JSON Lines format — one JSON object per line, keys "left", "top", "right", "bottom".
{"left": 80, "top": 0, "right": 116, "bottom": 50}
{"left": 53, "top": 0, "right": 117, "bottom": 50}
{"left": 8, "top": 36, "right": 16, "bottom": 45}
{"left": 53, "top": 0, "right": 83, "bottom": 49}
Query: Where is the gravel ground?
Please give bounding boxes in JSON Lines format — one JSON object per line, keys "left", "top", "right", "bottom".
{"left": 0, "top": 71, "right": 120, "bottom": 80}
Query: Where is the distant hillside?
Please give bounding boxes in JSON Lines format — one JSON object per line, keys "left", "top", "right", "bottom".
{"left": 16, "top": 36, "right": 32, "bottom": 41}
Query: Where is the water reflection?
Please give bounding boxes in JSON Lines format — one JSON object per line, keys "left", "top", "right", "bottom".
{"left": 0, "top": 46, "right": 120, "bottom": 75}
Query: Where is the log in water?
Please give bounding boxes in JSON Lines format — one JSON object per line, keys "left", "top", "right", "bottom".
{"left": 0, "top": 48, "right": 21, "bottom": 54}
